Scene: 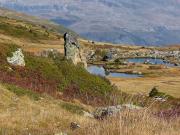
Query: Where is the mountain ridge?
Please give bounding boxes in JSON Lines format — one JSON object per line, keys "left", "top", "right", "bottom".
{"left": 0, "top": 7, "right": 78, "bottom": 36}
{"left": 1, "top": 0, "right": 180, "bottom": 46}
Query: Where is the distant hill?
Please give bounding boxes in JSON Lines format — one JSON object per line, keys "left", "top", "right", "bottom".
{"left": 0, "top": 7, "right": 78, "bottom": 36}
{"left": 1, "top": 0, "right": 180, "bottom": 46}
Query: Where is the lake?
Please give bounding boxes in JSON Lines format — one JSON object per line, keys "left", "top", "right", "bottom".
{"left": 87, "top": 65, "right": 143, "bottom": 78}
{"left": 127, "top": 58, "right": 177, "bottom": 67}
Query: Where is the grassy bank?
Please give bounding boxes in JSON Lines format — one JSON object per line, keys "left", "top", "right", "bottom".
{"left": 0, "top": 43, "right": 116, "bottom": 106}
{"left": 1, "top": 83, "right": 180, "bottom": 135}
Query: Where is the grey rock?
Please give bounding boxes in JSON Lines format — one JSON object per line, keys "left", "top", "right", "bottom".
{"left": 93, "top": 104, "right": 142, "bottom": 119}
{"left": 93, "top": 105, "right": 122, "bottom": 119}
{"left": 7, "top": 48, "right": 25, "bottom": 67}
{"left": 64, "top": 32, "right": 87, "bottom": 67}
{"left": 103, "top": 52, "right": 113, "bottom": 61}
{"left": 154, "top": 97, "right": 167, "bottom": 102}
{"left": 70, "top": 122, "right": 80, "bottom": 130}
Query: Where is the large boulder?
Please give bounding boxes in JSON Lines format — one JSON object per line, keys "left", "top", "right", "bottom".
{"left": 64, "top": 32, "right": 87, "bottom": 67}
{"left": 7, "top": 48, "right": 25, "bottom": 67}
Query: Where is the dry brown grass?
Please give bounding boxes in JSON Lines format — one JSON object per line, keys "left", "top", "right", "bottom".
{"left": 0, "top": 84, "right": 180, "bottom": 135}
{"left": 0, "top": 84, "right": 93, "bottom": 135}
{"left": 77, "top": 110, "right": 180, "bottom": 135}
{"left": 107, "top": 63, "right": 180, "bottom": 98}
{"left": 109, "top": 76, "right": 180, "bottom": 98}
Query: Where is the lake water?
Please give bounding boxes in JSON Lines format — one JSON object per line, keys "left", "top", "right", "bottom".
{"left": 87, "top": 66, "right": 143, "bottom": 78}
{"left": 127, "top": 58, "right": 176, "bottom": 67}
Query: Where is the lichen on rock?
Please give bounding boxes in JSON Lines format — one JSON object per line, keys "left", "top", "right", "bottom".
{"left": 7, "top": 48, "right": 25, "bottom": 67}
{"left": 64, "top": 32, "right": 87, "bottom": 67}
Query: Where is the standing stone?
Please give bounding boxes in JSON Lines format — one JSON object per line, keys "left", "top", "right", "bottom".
{"left": 64, "top": 32, "right": 87, "bottom": 67}
{"left": 7, "top": 48, "right": 25, "bottom": 67}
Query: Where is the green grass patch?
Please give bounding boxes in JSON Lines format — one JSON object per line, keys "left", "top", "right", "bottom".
{"left": 0, "top": 42, "right": 116, "bottom": 105}
{"left": 4, "top": 84, "right": 41, "bottom": 101}
{"left": 25, "top": 53, "right": 115, "bottom": 101}
{"left": 25, "top": 54, "right": 64, "bottom": 81}
{"left": 0, "top": 16, "right": 52, "bottom": 42}
{"left": 54, "top": 58, "right": 114, "bottom": 96}
{"left": 60, "top": 102, "right": 85, "bottom": 115}
{"left": 149, "top": 87, "right": 174, "bottom": 99}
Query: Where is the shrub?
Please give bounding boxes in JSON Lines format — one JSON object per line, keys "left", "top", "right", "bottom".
{"left": 149, "top": 87, "right": 159, "bottom": 97}
{"left": 95, "top": 49, "right": 107, "bottom": 57}
{"left": 54, "top": 58, "right": 114, "bottom": 96}
{"left": 149, "top": 87, "right": 174, "bottom": 99}
{"left": 60, "top": 102, "right": 85, "bottom": 115}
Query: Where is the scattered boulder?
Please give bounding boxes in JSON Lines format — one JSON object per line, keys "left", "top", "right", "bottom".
{"left": 64, "top": 32, "right": 87, "bottom": 67}
{"left": 93, "top": 104, "right": 142, "bottom": 119}
{"left": 7, "top": 48, "right": 25, "bottom": 67}
{"left": 70, "top": 122, "right": 81, "bottom": 130}
{"left": 103, "top": 52, "right": 113, "bottom": 61}
{"left": 93, "top": 105, "right": 122, "bottom": 119}
{"left": 154, "top": 97, "right": 167, "bottom": 102}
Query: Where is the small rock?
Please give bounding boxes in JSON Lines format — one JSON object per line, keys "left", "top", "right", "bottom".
{"left": 70, "top": 122, "right": 80, "bottom": 130}
{"left": 154, "top": 97, "right": 167, "bottom": 102}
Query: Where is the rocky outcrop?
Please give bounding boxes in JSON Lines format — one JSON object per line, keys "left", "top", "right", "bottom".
{"left": 93, "top": 104, "right": 142, "bottom": 119}
{"left": 7, "top": 48, "right": 25, "bottom": 67}
{"left": 64, "top": 32, "right": 87, "bottom": 67}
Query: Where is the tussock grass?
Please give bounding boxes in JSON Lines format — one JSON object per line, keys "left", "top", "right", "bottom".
{"left": 77, "top": 110, "right": 180, "bottom": 135}
{"left": 1, "top": 84, "right": 180, "bottom": 135}
{"left": 0, "top": 84, "right": 92, "bottom": 135}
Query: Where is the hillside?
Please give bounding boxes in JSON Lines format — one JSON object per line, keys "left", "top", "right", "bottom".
{"left": 0, "top": 10, "right": 180, "bottom": 135}
{"left": 0, "top": 7, "right": 78, "bottom": 36}
{"left": 1, "top": 0, "right": 180, "bottom": 46}
{"left": 1, "top": 83, "right": 180, "bottom": 135}
{"left": 0, "top": 83, "right": 91, "bottom": 135}
{"left": 0, "top": 14, "right": 117, "bottom": 104}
